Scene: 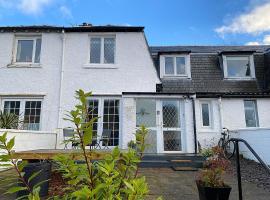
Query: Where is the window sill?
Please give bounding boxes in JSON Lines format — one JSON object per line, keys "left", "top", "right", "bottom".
{"left": 162, "top": 75, "right": 191, "bottom": 79}
{"left": 83, "top": 64, "right": 118, "bottom": 69}
{"left": 224, "top": 77, "right": 256, "bottom": 81}
{"left": 7, "top": 63, "right": 42, "bottom": 68}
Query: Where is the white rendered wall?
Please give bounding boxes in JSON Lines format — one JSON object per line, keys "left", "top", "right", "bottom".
{"left": 0, "top": 33, "right": 62, "bottom": 132}
{"left": 121, "top": 97, "right": 136, "bottom": 149}
{"left": 222, "top": 98, "right": 270, "bottom": 129}
{"left": 58, "top": 32, "right": 160, "bottom": 128}
{"left": 0, "top": 129, "right": 57, "bottom": 151}
{"left": 0, "top": 31, "right": 160, "bottom": 136}
{"left": 197, "top": 98, "right": 270, "bottom": 151}
{"left": 231, "top": 128, "right": 270, "bottom": 165}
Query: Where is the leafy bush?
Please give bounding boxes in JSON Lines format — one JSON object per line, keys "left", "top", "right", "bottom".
{"left": 0, "top": 89, "right": 159, "bottom": 200}
{"left": 0, "top": 111, "right": 21, "bottom": 129}
{"left": 200, "top": 147, "right": 214, "bottom": 158}
{"left": 197, "top": 146, "right": 231, "bottom": 187}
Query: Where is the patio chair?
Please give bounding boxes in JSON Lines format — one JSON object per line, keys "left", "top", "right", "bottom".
{"left": 63, "top": 128, "right": 79, "bottom": 149}
{"left": 88, "top": 133, "right": 102, "bottom": 150}
{"left": 99, "top": 129, "right": 112, "bottom": 149}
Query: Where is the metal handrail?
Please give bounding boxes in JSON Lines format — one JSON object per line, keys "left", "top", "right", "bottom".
{"left": 225, "top": 138, "right": 270, "bottom": 200}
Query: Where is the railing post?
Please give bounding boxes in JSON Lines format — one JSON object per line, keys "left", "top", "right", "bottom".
{"left": 235, "top": 141, "right": 243, "bottom": 200}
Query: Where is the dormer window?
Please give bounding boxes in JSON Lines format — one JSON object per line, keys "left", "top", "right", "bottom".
{"left": 160, "top": 54, "right": 191, "bottom": 78}
{"left": 222, "top": 55, "right": 255, "bottom": 79}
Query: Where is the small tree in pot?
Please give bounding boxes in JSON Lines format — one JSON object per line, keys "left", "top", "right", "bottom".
{"left": 197, "top": 146, "right": 231, "bottom": 200}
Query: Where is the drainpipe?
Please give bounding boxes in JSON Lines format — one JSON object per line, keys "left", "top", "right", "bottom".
{"left": 57, "top": 29, "right": 66, "bottom": 129}
{"left": 218, "top": 97, "right": 223, "bottom": 132}
{"left": 191, "top": 94, "right": 198, "bottom": 154}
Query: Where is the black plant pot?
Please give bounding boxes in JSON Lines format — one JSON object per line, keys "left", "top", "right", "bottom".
{"left": 17, "top": 161, "right": 52, "bottom": 198}
{"left": 196, "top": 181, "right": 231, "bottom": 200}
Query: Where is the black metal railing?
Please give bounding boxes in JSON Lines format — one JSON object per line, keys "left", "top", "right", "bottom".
{"left": 225, "top": 138, "right": 270, "bottom": 200}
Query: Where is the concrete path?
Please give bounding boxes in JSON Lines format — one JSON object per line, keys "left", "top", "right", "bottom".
{"left": 139, "top": 168, "right": 270, "bottom": 200}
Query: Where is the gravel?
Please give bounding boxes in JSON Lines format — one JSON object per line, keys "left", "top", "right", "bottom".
{"left": 229, "top": 157, "right": 270, "bottom": 192}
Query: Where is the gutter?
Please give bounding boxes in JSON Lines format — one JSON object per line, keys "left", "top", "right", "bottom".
{"left": 57, "top": 29, "right": 66, "bottom": 128}
{"left": 191, "top": 94, "right": 198, "bottom": 154}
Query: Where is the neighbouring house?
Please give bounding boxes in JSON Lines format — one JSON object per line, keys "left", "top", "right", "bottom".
{"left": 0, "top": 25, "right": 270, "bottom": 158}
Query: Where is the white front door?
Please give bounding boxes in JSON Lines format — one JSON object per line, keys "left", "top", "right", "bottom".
{"left": 157, "top": 100, "right": 183, "bottom": 153}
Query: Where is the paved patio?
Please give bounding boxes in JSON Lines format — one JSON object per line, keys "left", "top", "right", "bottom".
{"left": 0, "top": 168, "right": 269, "bottom": 200}
{"left": 139, "top": 168, "right": 270, "bottom": 200}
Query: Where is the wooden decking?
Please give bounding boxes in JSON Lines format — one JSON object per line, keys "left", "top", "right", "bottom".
{"left": 12, "top": 149, "right": 111, "bottom": 160}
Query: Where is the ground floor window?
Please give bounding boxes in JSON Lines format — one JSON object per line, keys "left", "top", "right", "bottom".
{"left": 1, "top": 99, "right": 42, "bottom": 130}
{"left": 87, "top": 97, "right": 120, "bottom": 146}
{"left": 200, "top": 101, "right": 212, "bottom": 128}
{"left": 244, "top": 100, "right": 259, "bottom": 127}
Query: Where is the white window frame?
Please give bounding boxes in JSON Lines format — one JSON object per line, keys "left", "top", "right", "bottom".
{"left": 88, "top": 35, "right": 116, "bottom": 65}
{"left": 200, "top": 101, "right": 212, "bottom": 128}
{"left": 222, "top": 55, "right": 256, "bottom": 80}
{"left": 1, "top": 98, "right": 43, "bottom": 130}
{"left": 160, "top": 54, "right": 191, "bottom": 78}
{"left": 87, "top": 97, "right": 121, "bottom": 147}
{"left": 13, "top": 36, "right": 42, "bottom": 65}
{"left": 244, "top": 100, "right": 259, "bottom": 128}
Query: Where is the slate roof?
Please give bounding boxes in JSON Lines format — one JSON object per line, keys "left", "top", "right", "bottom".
{"left": 0, "top": 25, "right": 144, "bottom": 33}
{"left": 150, "top": 45, "right": 270, "bottom": 54}
{"left": 150, "top": 46, "right": 270, "bottom": 96}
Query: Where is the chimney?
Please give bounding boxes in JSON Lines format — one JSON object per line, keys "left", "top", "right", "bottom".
{"left": 79, "top": 22, "right": 92, "bottom": 27}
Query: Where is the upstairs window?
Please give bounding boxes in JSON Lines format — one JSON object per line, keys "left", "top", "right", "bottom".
{"left": 160, "top": 55, "right": 191, "bottom": 78}
{"left": 223, "top": 55, "right": 255, "bottom": 79}
{"left": 15, "top": 37, "right": 42, "bottom": 64}
{"left": 90, "top": 36, "right": 115, "bottom": 64}
{"left": 244, "top": 100, "right": 259, "bottom": 127}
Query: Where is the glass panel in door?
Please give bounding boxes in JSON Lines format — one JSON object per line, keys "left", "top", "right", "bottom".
{"left": 162, "top": 100, "right": 182, "bottom": 151}
{"left": 136, "top": 99, "right": 157, "bottom": 153}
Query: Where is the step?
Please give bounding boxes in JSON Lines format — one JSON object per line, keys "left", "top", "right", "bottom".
{"left": 142, "top": 155, "right": 205, "bottom": 162}
{"left": 139, "top": 160, "right": 171, "bottom": 168}
{"left": 171, "top": 167, "right": 198, "bottom": 171}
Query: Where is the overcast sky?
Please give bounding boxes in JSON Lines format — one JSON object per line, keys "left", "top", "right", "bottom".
{"left": 1, "top": 0, "right": 270, "bottom": 46}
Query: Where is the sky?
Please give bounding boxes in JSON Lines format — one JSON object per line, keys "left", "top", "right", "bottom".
{"left": 1, "top": 0, "right": 270, "bottom": 46}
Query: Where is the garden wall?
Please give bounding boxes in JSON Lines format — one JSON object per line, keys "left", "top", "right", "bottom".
{"left": 232, "top": 128, "right": 270, "bottom": 165}
{"left": 0, "top": 129, "right": 57, "bottom": 151}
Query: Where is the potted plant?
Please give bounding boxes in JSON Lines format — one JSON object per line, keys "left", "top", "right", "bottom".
{"left": 196, "top": 146, "right": 231, "bottom": 200}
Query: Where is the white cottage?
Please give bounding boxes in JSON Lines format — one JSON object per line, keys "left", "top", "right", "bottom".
{"left": 0, "top": 25, "right": 270, "bottom": 157}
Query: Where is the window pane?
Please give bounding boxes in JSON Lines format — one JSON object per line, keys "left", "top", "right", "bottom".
{"left": 34, "top": 38, "right": 41, "bottom": 63}
{"left": 202, "top": 103, "right": 210, "bottom": 126}
{"left": 90, "top": 38, "right": 101, "bottom": 63}
{"left": 4, "top": 101, "right": 20, "bottom": 116}
{"left": 163, "top": 101, "right": 180, "bottom": 128}
{"left": 176, "top": 57, "right": 186, "bottom": 74}
{"left": 104, "top": 38, "right": 115, "bottom": 64}
{"left": 103, "top": 99, "right": 119, "bottom": 146}
{"left": 87, "top": 100, "right": 99, "bottom": 134}
{"left": 244, "top": 100, "right": 258, "bottom": 127}
{"left": 136, "top": 99, "right": 156, "bottom": 127}
{"left": 227, "top": 56, "right": 250, "bottom": 77}
{"left": 165, "top": 57, "right": 174, "bottom": 74}
{"left": 16, "top": 40, "right": 34, "bottom": 62}
{"left": 23, "top": 101, "right": 42, "bottom": 130}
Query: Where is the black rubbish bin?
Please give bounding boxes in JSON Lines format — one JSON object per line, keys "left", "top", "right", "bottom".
{"left": 17, "top": 161, "right": 51, "bottom": 198}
